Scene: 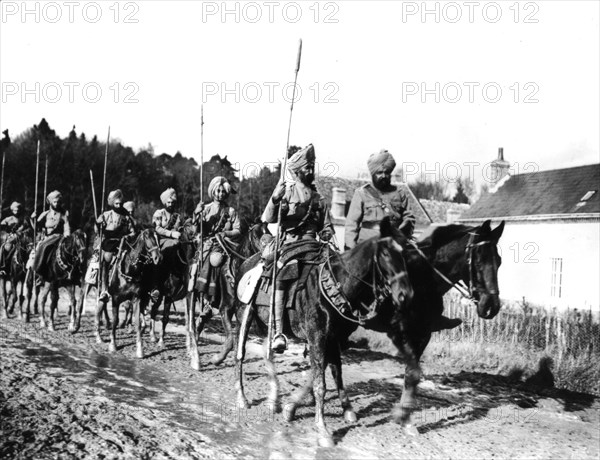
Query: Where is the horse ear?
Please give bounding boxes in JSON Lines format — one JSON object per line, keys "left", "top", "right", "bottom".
{"left": 481, "top": 219, "right": 492, "bottom": 233}
{"left": 492, "top": 220, "right": 505, "bottom": 240}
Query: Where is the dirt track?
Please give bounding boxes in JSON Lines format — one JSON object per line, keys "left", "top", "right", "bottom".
{"left": 1, "top": 298, "right": 599, "bottom": 459}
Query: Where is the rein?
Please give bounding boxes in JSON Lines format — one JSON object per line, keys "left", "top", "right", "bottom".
{"left": 323, "top": 239, "right": 401, "bottom": 325}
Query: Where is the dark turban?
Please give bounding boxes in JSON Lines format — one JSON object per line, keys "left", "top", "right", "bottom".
{"left": 287, "top": 144, "right": 315, "bottom": 174}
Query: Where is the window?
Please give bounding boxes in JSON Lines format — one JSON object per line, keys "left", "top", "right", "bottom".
{"left": 550, "top": 258, "right": 563, "bottom": 298}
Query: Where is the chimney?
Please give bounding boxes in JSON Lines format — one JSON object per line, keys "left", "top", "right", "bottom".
{"left": 331, "top": 188, "right": 347, "bottom": 219}
{"left": 490, "top": 147, "right": 510, "bottom": 187}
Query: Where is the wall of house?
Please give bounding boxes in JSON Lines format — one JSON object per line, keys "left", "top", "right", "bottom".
{"left": 494, "top": 220, "right": 599, "bottom": 312}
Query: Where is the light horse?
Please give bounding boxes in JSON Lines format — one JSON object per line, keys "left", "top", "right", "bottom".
{"left": 93, "top": 228, "right": 162, "bottom": 358}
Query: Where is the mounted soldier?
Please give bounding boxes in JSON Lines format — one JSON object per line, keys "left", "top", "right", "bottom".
{"left": 0, "top": 201, "right": 29, "bottom": 276}
{"left": 191, "top": 176, "right": 241, "bottom": 311}
{"left": 96, "top": 189, "right": 136, "bottom": 301}
{"left": 261, "top": 143, "right": 333, "bottom": 353}
{"left": 31, "top": 190, "right": 71, "bottom": 280}
{"left": 344, "top": 149, "right": 461, "bottom": 332}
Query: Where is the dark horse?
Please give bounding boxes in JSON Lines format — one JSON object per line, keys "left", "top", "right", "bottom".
{"left": 234, "top": 218, "right": 413, "bottom": 446}
{"left": 0, "top": 229, "right": 33, "bottom": 319}
{"left": 185, "top": 222, "right": 269, "bottom": 370}
{"left": 33, "top": 230, "right": 87, "bottom": 332}
{"left": 93, "top": 228, "right": 162, "bottom": 358}
{"left": 146, "top": 221, "right": 197, "bottom": 348}
{"left": 234, "top": 218, "right": 504, "bottom": 447}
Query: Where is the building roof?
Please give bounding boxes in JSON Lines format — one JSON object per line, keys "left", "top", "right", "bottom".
{"left": 420, "top": 199, "right": 471, "bottom": 224}
{"left": 461, "top": 164, "right": 600, "bottom": 220}
{"left": 315, "top": 176, "right": 433, "bottom": 227}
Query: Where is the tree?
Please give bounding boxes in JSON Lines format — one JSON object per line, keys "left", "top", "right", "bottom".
{"left": 453, "top": 179, "right": 470, "bottom": 204}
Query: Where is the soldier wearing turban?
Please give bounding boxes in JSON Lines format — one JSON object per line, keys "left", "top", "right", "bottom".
{"left": 344, "top": 150, "right": 415, "bottom": 250}
{"left": 31, "top": 190, "right": 71, "bottom": 279}
{"left": 96, "top": 189, "right": 136, "bottom": 300}
{"left": 191, "top": 176, "right": 241, "bottom": 307}
{"left": 344, "top": 150, "right": 462, "bottom": 332}
{"left": 153, "top": 188, "right": 183, "bottom": 248}
{"left": 0, "top": 201, "right": 29, "bottom": 275}
{"left": 261, "top": 144, "right": 333, "bottom": 353}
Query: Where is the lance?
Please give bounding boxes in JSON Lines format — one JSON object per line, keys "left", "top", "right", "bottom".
{"left": 0, "top": 149, "right": 5, "bottom": 221}
{"left": 89, "top": 170, "right": 98, "bottom": 224}
{"left": 267, "top": 39, "right": 302, "bottom": 360}
{"left": 96, "top": 127, "right": 110, "bottom": 304}
{"left": 42, "top": 147, "right": 49, "bottom": 212}
{"left": 32, "top": 141, "right": 41, "bottom": 244}
{"left": 197, "top": 105, "right": 205, "bottom": 318}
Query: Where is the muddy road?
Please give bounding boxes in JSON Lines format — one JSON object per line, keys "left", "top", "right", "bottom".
{"left": 1, "top": 298, "right": 598, "bottom": 459}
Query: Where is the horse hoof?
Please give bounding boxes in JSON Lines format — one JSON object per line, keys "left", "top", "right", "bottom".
{"left": 237, "top": 396, "right": 251, "bottom": 410}
{"left": 25, "top": 315, "right": 30, "bottom": 323}
{"left": 210, "top": 353, "right": 226, "bottom": 366}
{"left": 108, "top": 343, "right": 117, "bottom": 353}
{"left": 283, "top": 403, "right": 297, "bottom": 422}
{"left": 344, "top": 410, "right": 358, "bottom": 423}
{"left": 48, "top": 324, "right": 55, "bottom": 332}
{"left": 149, "top": 334, "right": 157, "bottom": 344}
{"left": 403, "top": 424, "right": 419, "bottom": 437}
{"left": 317, "top": 434, "right": 335, "bottom": 448}
{"left": 136, "top": 348, "right": 144, "bottom": 359}
{"left": 157, "top": 340, "right": 165, "bottom": 349}
{"left": 191, "top": 358, "right": 201, "bottom": 371}
{"left": 267, "top": 400, "right": 282, "bottom": 414}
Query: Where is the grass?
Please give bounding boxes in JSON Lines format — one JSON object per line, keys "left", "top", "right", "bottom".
{"left": 349, "top": 292, "right": 600, "bottom": 396}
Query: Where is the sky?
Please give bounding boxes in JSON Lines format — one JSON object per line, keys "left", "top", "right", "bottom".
{"left": 1, "top": 0, "right": 599, "bottom": 187}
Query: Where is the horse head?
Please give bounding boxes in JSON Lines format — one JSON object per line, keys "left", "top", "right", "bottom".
{"left": 71, "top": 230, "right": 88, "bottom": 268}
{"left": 466, "top": 220, "right": 505, "bottom": 319}
{"left": 376, "top": 217, "right": 414, "bottom": 309}
{"left": 141, "top": 228, "right": 162, "bottom": 265}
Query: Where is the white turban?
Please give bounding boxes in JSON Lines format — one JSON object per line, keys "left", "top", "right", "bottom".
{"left": 208, "top": 176, "right": 234, "bottom": 199}
{"left": 46, "top": 190, "right": 62, "bottom": 204}
{"left": 287, "top": 144, "right": 315, "bottom": 174}
{"left": 107, "top": 189, "right": 124, "bottom": 207}
{"left": 367, "top": 150, "right": 396, "bottom": 175}
{"left": 160, "top": 188, "right": 177, "bottom": 205}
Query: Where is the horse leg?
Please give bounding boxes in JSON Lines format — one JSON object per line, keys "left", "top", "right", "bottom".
{"left": 211, "top": 292, "right": 235, "bottom": 366}
{"left": 0, "top": 279, "right": 7, "bottom": 319}
{"left": 94, "top": 297, "right": 105, "bottom": 344}
{"left": 48, "top": 284, "right": 59, "bottom": 331}
{"left": 149, "top": 295, "right": 161, "bottom": 344}
{"left": 307, "top": 331, "right": 334, "bottom": 447}
{"left": 328, "top": 341, "right": 357, "bottom": 423}
{"left": 234, "top": 302, "right": 253, "bottom": 409}
{"left": 186, "top": 292, "right": 200, "bottom": 370}
{"left": 67, "top": 285, "right": 78, "bottom": 333}
{"left": 38, "top": 282, "right": 50, "bottom": 328}
{"left": 6, "top": 279, "right": 15, "bottom": 315}
{"left": 388, "top": 330, "right": 423, "bottom": 436}
{"left": 108, "top": 295, "right": 119, "bottom": 353}
{"left": 134, "top": 298, "right": 144, "bottom": 359}
{"left": 262, "top": 337, "right": 282, "bottom": 415}
{"left": 158, "top": 297, "right": 170, "bottom": 348}
{"left": 119, "top": 300, "right": 130, "bottom": 329}
{"left": 73, "top": 283, "right": 89, "bottom": 334}
{"left": 14, "top": 278, "right": 23, "bottom": 320}
{"left": 284, "top": 369, "right": 314, "bottom": 422}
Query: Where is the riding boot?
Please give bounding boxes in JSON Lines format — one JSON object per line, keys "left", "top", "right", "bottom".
{"left": 99, "top": 260, "right": 110, "bottom": 301}
{"left": 271, "top": 289, "right": 288, "bottom": 353}
{"left": 430, "top": 315, "right": 462, "bottom": 332}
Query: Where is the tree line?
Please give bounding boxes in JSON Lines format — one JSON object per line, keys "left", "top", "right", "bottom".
{"left": 0, "top": 119, "right": 477, "bottom": 234}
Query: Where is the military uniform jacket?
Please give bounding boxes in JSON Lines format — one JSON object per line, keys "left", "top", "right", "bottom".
{"left": 98, "top": 209, "right": 135, "bottom": 239}
{"left": 37, "top": 209, "right": 71, "bottom": 237}
{"left": 152, "top": 208, "right": 182, "bottom": 239}
{"left": 196, "top": 202, "right": 241, "bottom": 239}
{"left": 344, "top": 184, "right": 415, "bottom": 249}
{"left": 0, "top": 215, "right": 27, "bottom": 233}
{"left": 262, "top": 181, "right": 332, "bottom": 238}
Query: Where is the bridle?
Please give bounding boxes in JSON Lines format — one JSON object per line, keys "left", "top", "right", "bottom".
{"left": 323, "top": 238, "right": 408, "bottom": 325}
{"left": 465, "top": 232, "right": 499, "bottom": 299}
{"left": 56, "top": 233, "right": 86, "bottom": 279}
{"left": 124, "top": 231, "right": 161, "bottom": 267}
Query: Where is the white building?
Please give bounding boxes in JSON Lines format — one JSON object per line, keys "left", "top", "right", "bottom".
{"left": 459, "top": 150, "right": 600, "bottom": 312}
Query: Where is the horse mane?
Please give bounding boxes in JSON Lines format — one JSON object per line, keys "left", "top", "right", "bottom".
{"left": 418, "top": 224, "right": 475, "bottom": 251}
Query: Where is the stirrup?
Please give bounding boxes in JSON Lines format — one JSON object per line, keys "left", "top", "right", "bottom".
{"left": 99, "top": 291, "right": 109, "bottom": 301}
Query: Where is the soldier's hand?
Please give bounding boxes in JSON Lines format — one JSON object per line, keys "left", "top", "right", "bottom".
{"left": 194, "top": 202, "right": 205, "bottom": 214}
{"left": 272, "top": 180, "right": 286, "bottom": 203}
{"left": 320, "top": 229, "right": 333, "bottom": 242}
{"left": 171, "top": 230, "right": 181, "bottom": 240}
{"left": 31, "top": 211, "right": 37, "bottom": 219}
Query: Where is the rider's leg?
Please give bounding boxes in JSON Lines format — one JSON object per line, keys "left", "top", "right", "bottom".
{"left": 99, "top": 251, "right": 113, "bottom": 301}
{"left": 272, "top": 281, "right": 288, "bottom": 353}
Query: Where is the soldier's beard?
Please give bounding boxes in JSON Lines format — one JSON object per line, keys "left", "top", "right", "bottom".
{"left": 298, "top": 171, "right": 314, "bottom": 185}
{"left": 372, "top": 175, "right": 391, "bottom": 190}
